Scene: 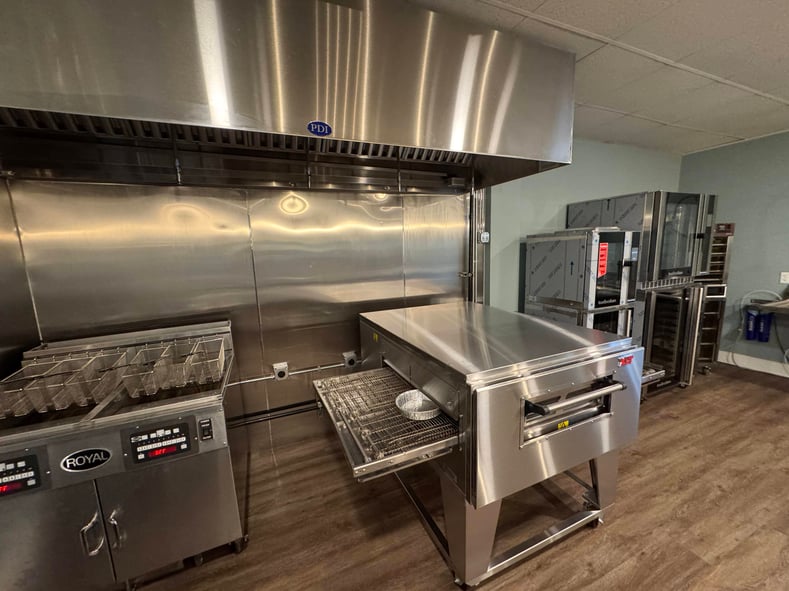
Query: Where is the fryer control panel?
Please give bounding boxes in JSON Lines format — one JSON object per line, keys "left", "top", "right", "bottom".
{"left": 0, "top": 454, "right": 41, "bottom": 497}
{"left": 130, "top": 422, "right": 191, "bottom": 464}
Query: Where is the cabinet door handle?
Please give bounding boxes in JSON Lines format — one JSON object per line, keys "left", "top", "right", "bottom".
{"left": 108, "top": 509, "right": 124, "bottom": 550}
{"left": 79, "top": 512, "right": 105, "bottom": 557}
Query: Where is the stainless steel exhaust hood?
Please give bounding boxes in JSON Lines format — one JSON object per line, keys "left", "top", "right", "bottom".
{"left": 0, "top": 0, "right": 574, "bottom": 188}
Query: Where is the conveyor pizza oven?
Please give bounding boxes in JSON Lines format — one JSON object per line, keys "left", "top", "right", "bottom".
{"left": 314, "top": 303, "right": 643, "bottom": 586}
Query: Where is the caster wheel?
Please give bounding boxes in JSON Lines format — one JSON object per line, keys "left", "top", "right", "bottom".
{"left": 679, "top": 384, "right": 688, "bottom": 389}
{"left": 589, "top": 518, "right": 602, "bottom": 529}
{"left": 191, "top": 553, "right": 204, "bottom": 567}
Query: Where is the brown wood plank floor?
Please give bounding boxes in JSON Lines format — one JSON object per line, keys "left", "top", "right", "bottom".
{"left": 145, "top": 365, "right": 789, "bottom": 591}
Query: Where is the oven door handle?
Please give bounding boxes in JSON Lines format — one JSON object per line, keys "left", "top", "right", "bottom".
{"left": 525, "top": 382, "right": 625, "bottom": 416}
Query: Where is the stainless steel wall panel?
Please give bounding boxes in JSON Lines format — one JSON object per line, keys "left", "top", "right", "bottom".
{"left": 247, "top": 189, "right": 405, "bottom": 373}
{"left": 9, "top": 181, "right": 264, "bottom": 389}
{"left": 0, "top": 0, "right": 574, "bottom": 168}
{"left": 0, "top": 183, "right": 39, "bottom": 376}
{"left": 256, "top": 321, "right": 364, "bottom": 377}
{"left": 5, "top": 180, "right": 469, "bottom": 417}
{"left": 403, "top": 195, "right": 466, "bottom": 305}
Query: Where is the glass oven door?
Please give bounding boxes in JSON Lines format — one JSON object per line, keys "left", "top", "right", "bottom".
{"left": 694, "top": 195, "right": 716, "bottom": 277}
{"left": 656, "top": 193, "right": 702, "bottom": 279}
{"left": 594, "top": 231, "right": 634, "bottom": 308}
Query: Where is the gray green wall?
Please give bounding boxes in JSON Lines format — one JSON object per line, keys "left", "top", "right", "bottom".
{"left": 489, "top": 138, "right": 681, "bottom": 311}
{"left": 680, "top": 133, "right": 789, "bottom": 375}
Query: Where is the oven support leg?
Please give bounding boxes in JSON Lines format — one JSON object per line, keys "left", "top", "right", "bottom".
{"left": 589, "top": 450, "right": 620, "bottom": 511}
{"left": 439, "top": 471, "right": 501, "bottom": 585}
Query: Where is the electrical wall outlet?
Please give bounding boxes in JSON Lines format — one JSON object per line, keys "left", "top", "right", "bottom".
{"left": 781, "top": 272, "right": 789, "bottom": 284}
{"left": 272, "top": 362, "right": 289, "bottom": 380}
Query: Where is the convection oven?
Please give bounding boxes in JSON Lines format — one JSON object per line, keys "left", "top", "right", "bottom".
{"left": 518, "top": 227, "right": 638, "bottom": 337}
{"left": 566, "top": 191, "right": 716, "bottom": 287}
{"left": 566, "top": 192, "right": 716, "bottom": 392}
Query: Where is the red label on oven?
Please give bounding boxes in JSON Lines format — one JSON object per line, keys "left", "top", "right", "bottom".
{"left": 618, "top": 355, "right": 634, "bottom": 366}
{"left": 598, "top": 243, "right": 609, "bottom": 278}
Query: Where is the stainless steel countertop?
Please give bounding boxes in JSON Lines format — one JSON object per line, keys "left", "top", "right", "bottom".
{"left": 360, "top": 303, "right": 633, "bottom": 383}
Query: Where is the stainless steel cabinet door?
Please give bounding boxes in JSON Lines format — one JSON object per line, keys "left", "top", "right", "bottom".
{"left": 97, "top": 449, "right": 242, "bottom": 582}
{"left": 0, "top": 482, "right": 115, "bottom": 591}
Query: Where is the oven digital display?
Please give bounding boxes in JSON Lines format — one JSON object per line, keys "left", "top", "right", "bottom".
{"left": 0, "top": 455, "right": 41, "bottom": 497}
{"left": 148, "top": 445, "right": 177, "bottom": 459}
{"left": 130, "top": 423, "right": 191, "bottom": 464}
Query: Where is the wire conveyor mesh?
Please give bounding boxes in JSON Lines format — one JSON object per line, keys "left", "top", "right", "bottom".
{"left": 316, "top": 368, "right": 457, "bottom": 462}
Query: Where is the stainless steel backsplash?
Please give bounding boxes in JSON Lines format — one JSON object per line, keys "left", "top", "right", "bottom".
{"left": 1, "top": 180, "right": 467, "bottom": 418}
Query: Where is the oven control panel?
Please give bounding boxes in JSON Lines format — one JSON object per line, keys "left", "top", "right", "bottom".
{"left": 129, "top": 422, "right": 191, "bottom": 464}
{"left": 0, "top": 454, "right": 41, "bottom": 498}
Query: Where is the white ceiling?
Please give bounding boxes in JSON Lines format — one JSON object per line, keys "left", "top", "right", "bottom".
{"left": 408, "top": 0, "right": 789, "bottom": 154}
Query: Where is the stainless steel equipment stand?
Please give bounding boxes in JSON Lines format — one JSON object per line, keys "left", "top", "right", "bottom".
{"left": 397, "top": 450, "right": 620, "bottom": 587}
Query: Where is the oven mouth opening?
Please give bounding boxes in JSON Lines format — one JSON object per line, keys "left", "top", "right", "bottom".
{"left": 521, "top": 379, "right": 617, "bottom": 445}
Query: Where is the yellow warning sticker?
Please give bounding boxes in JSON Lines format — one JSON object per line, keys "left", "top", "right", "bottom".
{"left": 373, "top": 333, "right": 379, "bottom": 342}
{"left": 557, "top": 420, "right": 570, "bottom": 430}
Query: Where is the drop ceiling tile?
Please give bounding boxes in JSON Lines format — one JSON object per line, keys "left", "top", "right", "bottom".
{"left": 533, "top": 0, "right": 677, "bottom": 38}
{"left": 573, "top": 126, "right": 616, "bottom": 143}
{"left": 405, "top": 0, "right": 526, "bottom": 31}
{"left": 626, "top": 125, "right": 737, "bottom": 154}
{"left": 676, "top": 97, "right": 789, "bottom": 138}
{"left": 768, "top": 85, "right": 789, "bottom": 101}
{"left": 492, "top": 0, "right": 546, "bottom": 10}
{"left": 682, "top": 28, "right": 789, "bottom": 93}
{"left": 730, "top": 105, "right": 789, "bottom": 138}
{"left": 633, "top": 82, "right": 753, "bottom": 124}
{"left": 589, "top": 115, "right": 665, "bottom": 144}
{"left": 513, "top": 17, "right": 603, "bottom": 59}
{"left": 617, "top": 0, "right": 752, "bottom": 60}
{"left": 596, "top": 66, "right": 713, "bottom": 114}
{"left": 573, "top": 105, "right": 625, "bottom": 136}
{"left": 673, "top": 95, "right": 778, "bottom": 134}
{"left": 726, "top": 62, "right": 789, "bottom": 95}
{"left": 574, "top": 46, "right": 664, "bottom": 104}
{"left": 679, "top": 37, "right": 761, "bottom": 81}
{"left": 711, "top": 0, "right": 789, "bottom": 42}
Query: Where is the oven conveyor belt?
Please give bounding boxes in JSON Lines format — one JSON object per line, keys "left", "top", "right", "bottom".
{"left": 314, "top": 368, "right": 457, "bottom": 463}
